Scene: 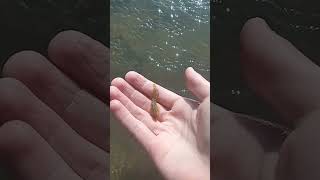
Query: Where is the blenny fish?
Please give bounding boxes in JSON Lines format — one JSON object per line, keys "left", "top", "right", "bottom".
{"left": 150, "top": 83, "right": 159, "bottom": 120}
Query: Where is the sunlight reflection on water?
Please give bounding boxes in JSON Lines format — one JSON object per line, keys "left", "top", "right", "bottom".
{"left": 111, "top": 0, "right": 210, "bottom": 76}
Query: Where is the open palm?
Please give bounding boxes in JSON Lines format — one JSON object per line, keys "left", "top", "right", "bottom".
{"left": 110, "top": 67, "right": 210, "bottom": 180}
{"left": 0, "top": 31, "right": 109, "bottom": 180}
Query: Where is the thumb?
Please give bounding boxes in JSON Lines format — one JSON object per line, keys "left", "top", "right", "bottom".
{"left": 185, "top": 67, "right": 210, "bottom": 101}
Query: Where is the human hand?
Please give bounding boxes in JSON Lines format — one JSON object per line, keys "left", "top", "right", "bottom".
{"left": 110, "top": 67, "right": 210, "bottom": 180}
{"left": 0, "top": 31, "right": 109, "bottom": 179}
{"left": 213, "top": 17, "right": 320, "bottom": 180}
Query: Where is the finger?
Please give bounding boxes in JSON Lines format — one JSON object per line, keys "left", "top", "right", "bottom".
{"left": 0, "top": 120, "right": 81, "bottom": 180}
{"left": 110, "top": 86, "right": 159, "bottom": 133}
{"left": 212, "top": 105, "right": 265, "bottom": 180}
{"left": 240, "top": 17, "right": 320, "bottom": 125}
{"left": 110, "top": 100, "right": 155, "bottom": 153}
{"left": 111, "top": 77, "right": 167, "bottom": 114}
{"left": 48, "top": 30, "right": 109, "bottom": 102}
{"left": 0, "top": 78, "right": 108, "bottom": 180}
{"left": 277, "top": 110, "right": 320, "bottom": 179}
{"left": 185, "top": 67, "right": 210, "bottom": 101}
{"left": 2, "top": 51, "right": 109, "bottom": 151}
{"left": 211, "top": 103, "right": 282, "bottom": 180}
{"left": 196, "top": 97, "right": 210, "bottom": 155}
{"left": 125, "top": 71, "right": 181, "bottom": 109}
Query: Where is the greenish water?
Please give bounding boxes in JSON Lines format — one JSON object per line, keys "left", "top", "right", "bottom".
{"left": 110, "top": 0, "right": 210, "bottom": 179}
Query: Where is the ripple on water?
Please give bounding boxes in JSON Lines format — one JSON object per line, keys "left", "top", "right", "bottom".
{"left": 111, "top": 0, "right": 210, "bottom": 75}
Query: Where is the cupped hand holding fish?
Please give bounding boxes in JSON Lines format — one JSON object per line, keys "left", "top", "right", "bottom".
{"left": 110, "top": 67, "right": 210, "bottom": 180}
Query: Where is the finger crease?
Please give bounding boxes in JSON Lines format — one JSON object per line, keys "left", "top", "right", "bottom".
{"left": 129, "top": 90, "right": 138, "bottom": 102}
{"left": 140, "top": 81, "right": 151, "bottom": 97}
{"left": 62, "top": 89, "right": 84, "bottom": 117}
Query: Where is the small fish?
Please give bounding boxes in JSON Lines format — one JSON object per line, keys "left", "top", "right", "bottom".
{"left": 150, "top": 83, "right": 159, "bottom": 120}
